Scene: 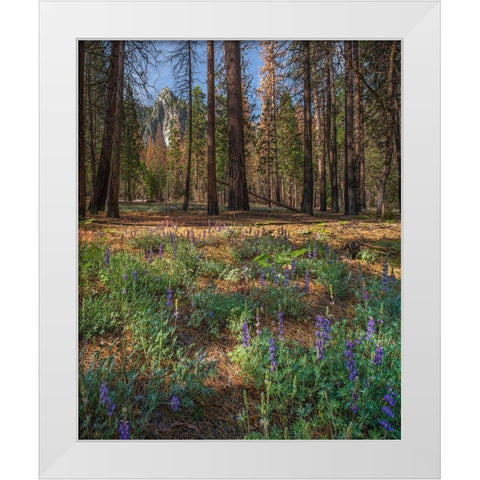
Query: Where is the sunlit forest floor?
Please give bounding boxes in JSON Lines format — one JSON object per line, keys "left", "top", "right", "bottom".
{"left": 79, "top": 203, "right": 401, "bottom": 440}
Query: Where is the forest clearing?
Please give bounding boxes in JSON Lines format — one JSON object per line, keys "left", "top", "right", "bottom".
{"left": 79, "top": 206, "right": 400, "bottom": 439}
{"left": 78, "top": 40, "right": 401, "bottom": 440}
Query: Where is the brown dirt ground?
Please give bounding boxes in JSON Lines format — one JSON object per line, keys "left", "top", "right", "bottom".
{"left": 79, "top": 206, "right": 401, "bottom": 439}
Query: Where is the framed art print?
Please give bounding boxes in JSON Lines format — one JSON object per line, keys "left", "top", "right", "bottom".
{"left": 40, "top": 1, "right": 440, "bottom": 478}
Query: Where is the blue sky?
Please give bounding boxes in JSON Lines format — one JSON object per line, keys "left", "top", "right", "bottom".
{"left": 140, "top": 41, "right": 263, "bottom": 115}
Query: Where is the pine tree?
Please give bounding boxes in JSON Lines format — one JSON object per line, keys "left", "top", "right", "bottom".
{"left": 224, "top": 41, "right": 249, "bottom": 211}
{"left": 207, "top": 40, "right": 219, "bottom": 215}
{"left": 301, "top": 41, "right": 314, "bottom": 215}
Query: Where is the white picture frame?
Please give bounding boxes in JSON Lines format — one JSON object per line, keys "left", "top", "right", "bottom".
{"left": 39, "top": 1, "right": 440, "bottom": 478}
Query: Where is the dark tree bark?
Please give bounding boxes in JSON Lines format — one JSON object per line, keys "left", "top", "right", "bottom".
{"left": 376, "top": 42, "right": 397, "bottom": 216}
{"left": 272, "top": 100, "right": 280, "bottom": 203}
{"left": 318, "top": 89, "right": 327, "bottom": 211}
{"left": 86, "top": 49, "right": 97, "bottom": 196}
{"left": 326, "top": 43, "right": 339, "bottom": 213}
{"left": 352, "top": 41, "right": 366, "bottom": 210}
{"left": 207, "top": 41, "right": 219, "bottom": 216}
{"left": 89, "top": 41, "right": 120, "bottom": 214}
{"left": 183, "top": 41, "right": 193, "bottom": 211}
{"left": 394, "top": 96, "right": 401, "bottom": 212}
{"left": 107, "top": 41, "right": 125, "bottom": 218}
{"left": 301, "top": 41, "right": 314, "bottom": 216}
{"left": 78, "top": 41, "right": 86, "bottom": 219}
{"left": 225, "top": 41, "right": 249, "bottom": 211}
{"left": 344, "top": 41, "right": 358, "bottom": 215}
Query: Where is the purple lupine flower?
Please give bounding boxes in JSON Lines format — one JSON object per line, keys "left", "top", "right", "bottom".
{"left": 314, "top": 315, "right": 331, "bottom": 360}
{"left": 104, "top": 248, "right": 111, "bottom": 268}
{"left": 166, "top": 288, "right": 173, "bottom": 308}
{"left": 349, "top": 390, "right": 359, "bottom": 415}
{"left": 383, "top": 393, "right": 396, "bottom": 407}
{"left": 242, "top": 316, "right": 251, "bottom": 348}
{"left": 304, "top": 270, "right": 310, "bottom": 294}
{"left": 118, "top": 420, "right": 131, "bottom": 439}
{"left": 373, "top": 345, "right": 384, "bottom": 365}
{"left": 362, "top": 289, "right": 369, "bottom": 301}
{"left": 99, "top": 382, "right": 109, "bottom": 406}
{"left": 381, "top": 261, "right": 389, "bottom": 291}
{"left": 272, "top": 266, "right": 279, "bottom": 286}
{"left": 107, "top": 402, "right": 116, "bottom": 416}
{"left": 269, "top": 337, "right": 277, "bottom": 372}
{"left": 291, "top": 258, "right": 296, "bottom": 276}
{"left": 169, "top": 395, "right": 180, "bottom": 412}
{"left": 260, "top": 269, "right": 265, "bottom": 287}
{"left": 283, "top": 268, "right": 290, "bottom": 287}
{"left": 277, "top": 310, "right": 285, "bottom": 340}
{"left": 312, "top": 244, "right": 318, "bottom": 258}
{"left": 132, "top": 270, "right": 137, "bottom": 282}
{"left": 172, "top": 243, "right": 178, "bottom": 260}
{"left": 100, "top": 382, "right": 115, "bottom": 416}
{"left": 344, "top": 340, "right": 357, "bottom": 381}
{"left": 365, "top": 318, "right": 375, "bottom": 341}
{"left": 255, "top": 310, "right": 262, "bottom": 336}
{"left": 158, "top": 244, "right": 163, "bottom": 259}
{"left": 379, "top": 386, "right": 397, "bottom": 433}
{"left": 145, "top": 248, "right": 154, "bottom": 263}
{"left": 381, "top": 406, "right": 395, "bottom": 418}
{"left": 380, "top": 419, "right": 393, "bottom": 432}
{"left": 325, "top": 243, "right": 332, "bottom": 263}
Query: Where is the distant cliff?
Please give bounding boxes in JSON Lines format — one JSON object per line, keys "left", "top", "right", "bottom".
{"left": 141, "top": 87, "right": 187, "bottom": 148}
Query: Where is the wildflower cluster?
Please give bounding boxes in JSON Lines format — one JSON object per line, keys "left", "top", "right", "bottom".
{"left": 269, "top": 337, "right": 277, "bottom": 372}
{"left": 344, "top": 340, "right": 358, "bottom": 381}
{"left": 118, "top": 420, "right": 130, "bottom": 439}
{"left": 304, "top": 269, "right": 310, "bottom": 294}
{"left": 242, "top": 315, "right": 251, "bottom": 348}
{"left": 314, "top": 315, "right": 331, "bottom": 360}
{"left": 169, "top": 395, "right": 181, "bottom": 412}
{"left": 100, "top": 381, "right": 116, "bottom": 416}
{"left": 373, "top": 345, "right": 384, "bottom": 366}
{"left": 380, "top": 386, "right": 397, "bottom": 433}
{"left": 365, "top": 317, "right": 375, "bottom": 341}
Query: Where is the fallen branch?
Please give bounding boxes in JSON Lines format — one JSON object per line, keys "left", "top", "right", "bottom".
{"left": 216, "top": 180, "right": 301, "bottom": 213}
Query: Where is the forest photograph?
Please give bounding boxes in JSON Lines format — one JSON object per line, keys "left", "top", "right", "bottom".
{"left": 78, "top": 40, "right": 401, "bottom": 440}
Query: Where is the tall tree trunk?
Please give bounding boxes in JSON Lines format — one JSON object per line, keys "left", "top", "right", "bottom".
{"left": 78, "top": 41, "right": 86, "bottom": 218}
{"left": 301, "top": 41, "right": 314, "bottom": 216}
{"left": 183, "top": 42, "right": 193, "bottom": 211}
{"left": 273, "top": 100, "right": 281, "bottom": 203}
{"left": 376, "top": 42, "right": 397, "bottom": 217}
{"left": 318, "top": 89, "right": 327, "bottom": 211}
{"left": 225, "top": 41, "right": 249, "bottom": 211}
{"left": 89, "top": 41, "right": 120, "bottom": 213}
{"left": 327, "top": 43, "right": 339, "bottom": 213}
{"left": 107, "top": 41, "right": 125, "bottom": 218}
{"left": 394, "top": 95, "right": 401, "bottom": 212}
{"left": 86, "top": 47, "right": 97, "bottom": 197}
{"left": 353, "top": 41, "right": 365, "bottom": 210}
{"left": 207, "top": 41, "right": 219, "bottom": 215}
{"left": 344, "top": 41, "right": 358, "bottom": 215}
